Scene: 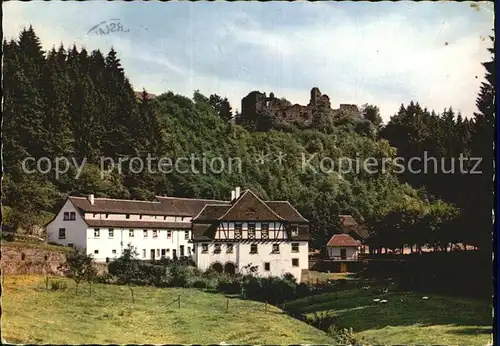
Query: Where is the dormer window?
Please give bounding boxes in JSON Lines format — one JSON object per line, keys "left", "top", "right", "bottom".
{"left": 291, "top": 227, "right": 298, "bottom": 237}
{"left": 105, "top": 214, "right": 109, "bottom": 219}
{"left": 140, "top": 215, "right": 143, "bottom": 220}
{"left": 126, "top": 214, "right": 130, "bottom": 219}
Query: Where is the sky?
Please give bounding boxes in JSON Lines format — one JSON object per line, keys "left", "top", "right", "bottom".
{"left": 3, "top": 1, "right": 494, "bottom": 121}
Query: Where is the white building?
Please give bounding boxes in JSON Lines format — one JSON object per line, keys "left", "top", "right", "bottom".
{"left": 45, "top": 194, "right": 228, "bottom": 262}
{"left": 45, "top": 188, "right": 310, "bottom": 282}
{"left": 326, "top": 233, "right": 361, "bottom": 260}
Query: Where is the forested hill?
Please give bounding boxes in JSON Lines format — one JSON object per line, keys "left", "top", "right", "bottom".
{"left": 2, "top": 27, "right": 493, "bottom": 252}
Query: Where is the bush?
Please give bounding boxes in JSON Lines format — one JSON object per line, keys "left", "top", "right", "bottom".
{"left": 216, "top": 274, "right": 241, "bottom": 294}
{"left": 50, "top": 279, "right": 67, "bottom": 291}
{"left": 327, "top": 325, "right": 358, "bottom": 345}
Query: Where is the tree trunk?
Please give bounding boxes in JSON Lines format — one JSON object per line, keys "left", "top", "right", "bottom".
{"left": 129, "top": 284, "right": 134, "bottom": 303}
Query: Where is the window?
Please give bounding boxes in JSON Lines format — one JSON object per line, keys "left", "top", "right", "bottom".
{"left": 129, "top": 229, "right": 134, "bottom": 237}
{"left": 139, "top": 215, "right": 143, "bottom": 219}
{"left": 58, "top": 228, "right": 66, "bottom": 239}
{"left": 70, "top": 212, "right": 76, "bottom": 220}
{"left": 235, "top": 223, "right": 242, "bottom": 239}
{"left": 250, "top": 244, "right": 258, "bottom": 254}
{"left": 126, "top": 214, "right": 130, "bottom": 219}
{"left": 108, "top": 229, "right": 114, "bottom": 238}
{"left": 112, "top": 249, "right": 117, "bottom": 254}
{"left": 227, "top": 243, "right": 234, "bottom": 254}
{"left": 184, "top": 230, "right": 189, "bottom": 240}
{"left": 63, "top": 212, "right": 69, "bottom": 220}
{"left": 144, "top": 230, "right": 148, "bottom": 238}
{"left": 261, "top": 222, "right": 269, "bottom": 231}
{"left": 153, "top": 230, "right": 158, "bottom": 238}
{"left": 68, "top": 243, "right": 74, "bottom": 248}
{"left": 157, "top": 249, "right": 160, "bottom": 257}
{"left": 94, "top": 249, "right": 99, "bottom": 254}
{"left": 214, "top": 243, "right": 221, "bottom": 254}
{"left": 161, "top": 249, "right": 166, "bottom": 257}
{"left": 292, "top": 242, "right": 299, "bottom": 253}
{"left": 261, "top": 229, "right": 269, "bottom": 239}
{"left": 272, "top": 243, "right": 280, "bottom": 253}
{"left": 291, "top": 227, "right": 298, "bottom": 237}
{"left": 105, "top": 214, "right": 109, "bottom": 218}
{"left": 167, "top": 230, "right": 172, "bottom": 239}
{"left": 187, "top": 246, "right": 191, "bottom": 254}
{"left": 264, "top": 262, "right": 270, "bottom": 271}
{"left": 93, "top": 213, "right": 97, "bottom": 218}
{"left": 292, "top": 258, "right": 299, "bottom": 267}
{"left": 94, "top": 228, "right": 100, "bottom": 238}
{"left": 142, "top": 249, "right": 146, "bottom": 258}
{"left": 248, "top": 226, "right": 256, "bottom": 239}
{"left": 202, "top": 243, "right": 208, "bottom": 253}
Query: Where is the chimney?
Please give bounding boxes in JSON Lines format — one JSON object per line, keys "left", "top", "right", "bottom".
{"left": 235, "top": 187, "right": 241, "bottom": 199}
{"left": 88, "top": 194, "right": 95, "bottom": 205}
{"left": 231, "top": 190, "right": 236, "bottom": 201}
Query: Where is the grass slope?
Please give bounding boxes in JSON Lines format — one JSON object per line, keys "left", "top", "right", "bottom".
{"left": 285, "top": 288, "right": 492, "bottom": 345}
{"left": 2, "top": 276, "right": 333, "bottom": 344}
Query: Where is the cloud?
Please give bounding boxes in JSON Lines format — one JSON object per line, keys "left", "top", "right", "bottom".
{"left": 3, "top": 1, "right": 494, "bottom": 121}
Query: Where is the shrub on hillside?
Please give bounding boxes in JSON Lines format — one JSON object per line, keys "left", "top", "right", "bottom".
{"left": 216, "top": 273, "right": 242, "bottom": 294}
{"left": 327, "top": 325, "right": 358, "bottom": 345}
{"left": 50, "top": 279, "right": 67, "bottom": 291}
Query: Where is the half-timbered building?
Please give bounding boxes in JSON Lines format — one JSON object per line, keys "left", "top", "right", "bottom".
{"left": 190, "top": 189, "right": 310, "bottom": 281}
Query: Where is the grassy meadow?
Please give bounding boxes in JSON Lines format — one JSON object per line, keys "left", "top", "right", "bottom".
{"left": 285, "top": 287, "right": 493, "bottom": 345}
{"left": 2, "top": 275, "right": 333, "bottom": 344}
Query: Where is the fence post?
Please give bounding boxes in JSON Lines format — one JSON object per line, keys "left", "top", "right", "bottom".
{"left": 178, "top": 295, "right": 181, "bottom": 308}
{"left": 225, "top": 299, "right": 229, "bottom": 313}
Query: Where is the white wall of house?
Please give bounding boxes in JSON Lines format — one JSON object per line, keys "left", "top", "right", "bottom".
{"left": 84, "top": 213, "right": 191, "bottom": 223}
{"left": 327, "top": 246, "right": 359, "bottom": 260}
{"left": 46, "top": 199, "right": 87, "bottom": 248}
{"left": 86, "top": 228, "right": 193, "bottom": 262}
{"left": 194, "top": 241, "right": 308, "bottom": 282}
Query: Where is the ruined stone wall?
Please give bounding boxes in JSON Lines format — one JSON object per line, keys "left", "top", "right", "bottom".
{"left": 240, "top": 87, "right": 359, "bottom": 129}
{"left": 0, "top": 245, "right": 107, "bottom": 276}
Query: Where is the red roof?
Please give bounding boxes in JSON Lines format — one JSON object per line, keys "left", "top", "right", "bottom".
{"left": 327, "top": 234, "right": 359, "bottom": 247}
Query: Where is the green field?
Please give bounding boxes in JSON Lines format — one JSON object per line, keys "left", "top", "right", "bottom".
{"left": 2, "top": 276, "right": 333, "bottom": 344}
{"left": 285, "top": 288, "right": 493, "bottom": 345}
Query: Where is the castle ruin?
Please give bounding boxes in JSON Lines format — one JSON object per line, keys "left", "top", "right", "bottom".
{"left": 239, "top": 87, "right": 360, "bottom": 128}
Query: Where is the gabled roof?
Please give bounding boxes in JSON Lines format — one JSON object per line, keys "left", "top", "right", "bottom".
{"left": 155, "top": 196, "right": 229, "bottom": 217}
{"left": 192, "top": 204, "right": 231, "bottom": 222}
{"left": 265, "top": 201, "right": 308, "bottom": 223}
{"left": 67, "top": 195, "right": 228, "bottom": 217}
{"left": 327, "top": 234, "right": 360, "bottom": 247}
{"left": 69, "top": 196, "right": 167, "bottom": 215}
{"left": 339, "top": 215, "right": 369, "bottom": 239}
{"left": 217, "top": 190, "right": 284, "bottom": 221}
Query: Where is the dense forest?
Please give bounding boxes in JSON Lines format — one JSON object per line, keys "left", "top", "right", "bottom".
{"left": 2, "top": 27, "right": 494, "bottom": 253}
